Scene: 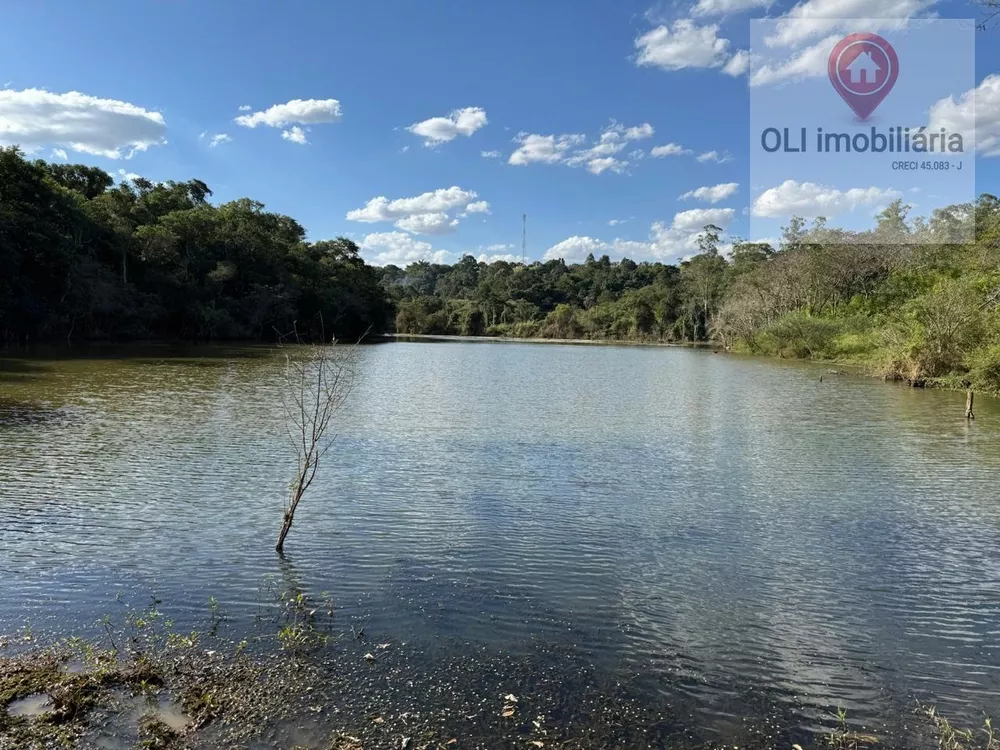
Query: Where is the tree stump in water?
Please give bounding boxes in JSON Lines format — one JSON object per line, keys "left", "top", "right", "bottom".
{"left": 966, "top": 390, "right": 975, "bottom": 420}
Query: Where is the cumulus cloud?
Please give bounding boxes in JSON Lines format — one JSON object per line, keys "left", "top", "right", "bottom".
{"left": 234, "top": 98, "right": 342, "bottom": 128}
{"left": 481, "top": 150, "right": 501, "bottom": 158}
{"left": 477, "top": 252, "right": 523, "bottom": 264}
{"left": 281, "top": 126, "right": 308, "bottom": 144}
{"left": 723, "top": 50, "right": 751, "bottom": 77}
{"left": 929, "top": 75, "right": 1000, "bottom": 157}
{"left": 509, "top": 132, "right": 585, "bottom": 165}
{"left": 394, "top": 212, "right": 458, "bottom": 234}
{"left": 407, "top": 106, "right": 487, "bottom": 146}
{"left": 651, "top": 143, "right": 692, "bottom": 157}
{"left": 693, "top": 0, "right": 772, "bottom": 14}
{"left": 763, "top": 0, "right": 934, "bottom": 49}
{"left": 208, "top": 133, "right": 232, "bottom": 147}
{"left": 511, "top": 121, "right": 652, "bottom": 175}
{"left": 743, "top": 0, "right": 937, "bottom": 86}
{"left": 463, "top": 200, "right": 491, "bottom": 215}
{"left": 681, "top": 182, "right": 739, "bottom": 203}
{"left": 748, "top": 35, "right": 837, "bottom": 86}
{"left": 51, "top": 148, "right": 67, "bottom": 160}
{"left": 544, "top": 208, "right": 735, "bottom": 263}
{"left": 0, "top": 88, "right": 166, "bottom": 159}
{"left": 238, "top": 104, "right": 251, "bottom": 112}
{"left": 564, "top": 121, "right": 654, "bottom": 174}
{"left": 117, "top": 169, "right": 141, "bottom": 182}
{"left": 751, "top": 180, "right": 902, "bottom": 218}
{"left": 696, "top": 150, "right": 733, "bottom": 163}
{"left": 670, "top": 207, "right": 735, "bottom": 232}
{"left": 359, "top": 231, "right": 452, "bottom": 266}
{"left": 634, "top": 20, "right": 731, "bottom": 71}
{"left": 346, "top": 186, "right": 487, "bottom": 235}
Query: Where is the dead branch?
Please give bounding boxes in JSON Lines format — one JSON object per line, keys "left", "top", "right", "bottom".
{"left": 275, "top": 334, "right": 359, "bottom": 554}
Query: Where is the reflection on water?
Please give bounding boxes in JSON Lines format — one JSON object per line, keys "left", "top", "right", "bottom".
{"left": 2, "top": 342, "right": 1000, "bottom": 745}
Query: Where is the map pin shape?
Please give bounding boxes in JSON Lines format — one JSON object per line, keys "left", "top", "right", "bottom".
{"left": 828, "top": 33, "right": 899, "bottom": 120}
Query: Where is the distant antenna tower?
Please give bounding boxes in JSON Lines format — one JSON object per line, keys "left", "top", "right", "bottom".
{"left": 521, "top": 213, "right": 527, "bottom": 265}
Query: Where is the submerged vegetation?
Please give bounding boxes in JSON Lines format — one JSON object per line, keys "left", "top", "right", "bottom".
{"left": 2, "top": 590, "right": 997, "bottom": 750}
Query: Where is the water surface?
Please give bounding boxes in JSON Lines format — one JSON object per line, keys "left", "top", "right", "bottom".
{"left": 2, "top": 342, "right": 999, "bottom": 745}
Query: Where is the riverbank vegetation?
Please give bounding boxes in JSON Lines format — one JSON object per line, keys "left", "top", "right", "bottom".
{"left": 381, "top": 198, "right": 1000, "bottom": 394}
{"left": 0, "top": 147, "right": 389, "bottom": 345}
{"left": 5, "top": 147, "right": 999, "bottom": 394}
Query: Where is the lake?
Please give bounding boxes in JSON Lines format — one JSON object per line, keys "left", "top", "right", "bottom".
{"left": 2, "top": 341, "right": 999, "bottom": 747}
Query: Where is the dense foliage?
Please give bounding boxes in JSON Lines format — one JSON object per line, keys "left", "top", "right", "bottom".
{"left": 380, "top": 199, "right": 1000, "bottom": 393}
{"left": 0, "top": 147, "right": 390, "bottom": 344}
{"left": 5, "top": 147, "right": 999, "bottom": 393}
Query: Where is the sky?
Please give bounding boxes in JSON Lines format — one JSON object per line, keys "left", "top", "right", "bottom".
{"left": 1, "top": 0, "right": 998, "bottom": 266}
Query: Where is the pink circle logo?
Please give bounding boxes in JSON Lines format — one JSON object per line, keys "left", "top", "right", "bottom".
{"left": 828, "top": 33, "right": 899, "bottom": 120}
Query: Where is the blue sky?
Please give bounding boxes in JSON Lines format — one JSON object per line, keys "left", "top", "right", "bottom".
{"left": 1, "top": 0, "right": 998, "bottom": 265}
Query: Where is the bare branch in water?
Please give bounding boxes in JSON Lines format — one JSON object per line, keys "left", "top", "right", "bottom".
{"left": 274, "top": 323, "right": 364, "bottom": 554}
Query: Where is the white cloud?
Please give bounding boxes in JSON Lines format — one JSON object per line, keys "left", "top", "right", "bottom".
{"left": 751, "top": 180, "right": 902, "bottom": 218}
{"left": 281, "top": 126, "right": 308, "bottom": 144}
{"left": 209, "top": 133, "right": 232, "bottom": 147}
{"left": 51, "top": 148, "right": 67, "bottom": 160}
{"left": 238, "top": 104, "right": 251, "bottom": 112}
{"left": 481, "top": 150, "right": 501, "bottom": 158}
{"left": 680, "top": 182, "right": 739, "bottom": 203}
{"left": 477, "top": 253, "right": 522, "bottom": 264}
{"left": 608, "top": 218, "right": 628, "bottom": 226}
{"left": 346, "top": 186, "right": 486, "bottom": 235}
{"left": 544, "top": 236, "right": 609, "bottom": 263}
{"left": 0, "top": 88, "right": 166, "bottom": 159}
{"left": 234, "top": 98, "right": 342, "bottom": 128}
{"left": 359, "top": 231, "right": 452, "bottom": 266}
{"left": 763, "top": 0, "right": 933, "bottom": 48}
{"left": 585, "top": 157, "right": 627, "bottom": 175}
{"left": 693, "top": 0, "right": 772, "bottom": 14}
{"left": 407, "top": 106, "right": 487, "bottom": 146}
{"left": 624, "top": 123, "right": 655, "bottom": 140}
{"left": 463, "top": 200, "right": 491, "bottom": 214}
{"left": 565, "top": 120, "right": 653, "bottom": 174}
{"left": 651, "top": 143, "right": 691, "bottom": 157}
{"left": 723, "top": 50, "right": 750, "bottom": 77}
{"left": 696, "top": 150, "right": 733, "bottom": 163}
{"left": 634, "top": 20, "right": 731, "bottom": 71}
{"left": 117, "top": 169, "right": 141, "bottom": 182}
{"left": 509, "top": 132, "right": 585, "bottom": 165}
{"left": 394, "top": 212, "right": 458, "bottom": 235}
{"left": 749, "top": 35, "right": 837, "bottom": 86}
{"left": 929, "top": 75, "right": 1000, "bottom": 157}
{"left": 512, "top": 121, "right": 652, "bottom": 175}
{"left": 670, "top": 207, "right": 736, "bottom": 232}
{"left": 544, "top": 208, "right": 735, "bottom": 263}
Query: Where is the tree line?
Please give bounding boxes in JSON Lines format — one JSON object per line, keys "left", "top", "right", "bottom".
{"left": 381, "top": 198, "right": 1000, "bottom": 394}
{"left": 4, "top": 148, "right": 999, "bottom": 394}
{"left": 0, "top": 147, "right": 390, "bottom": 344}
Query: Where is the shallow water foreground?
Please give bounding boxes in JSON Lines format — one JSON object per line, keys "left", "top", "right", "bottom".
{"left": 2, "top": 342, "right": 1000, "bottom": 747}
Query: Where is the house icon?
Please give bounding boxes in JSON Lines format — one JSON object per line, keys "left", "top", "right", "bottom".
{"left": 846, "top": 51, "right": 881, "bottom": 84}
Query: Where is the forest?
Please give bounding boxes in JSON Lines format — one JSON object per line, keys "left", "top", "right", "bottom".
{"left": 3, "top": 148, "right": 999, "bottom": 394}
{"left": 0, "top": 147, "right": 389, "bottom": 344}
{"left": 382, "top": 198, "right": 1000, "bottom": 394}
